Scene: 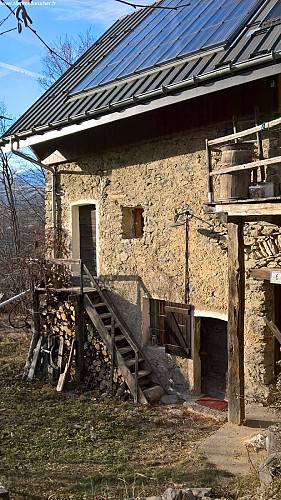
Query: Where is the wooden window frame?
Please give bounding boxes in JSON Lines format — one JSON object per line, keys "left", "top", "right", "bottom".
{"left": 122, "top": 206, "right": 144, "bottom": 239}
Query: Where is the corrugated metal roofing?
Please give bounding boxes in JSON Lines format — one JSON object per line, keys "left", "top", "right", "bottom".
{"left": 2, "top": 0, "right": 281, "bottom": 143}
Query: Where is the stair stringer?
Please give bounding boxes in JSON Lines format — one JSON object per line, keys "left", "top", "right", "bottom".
{"left": 84, "top": 294, "right": 148, "bottom": 404}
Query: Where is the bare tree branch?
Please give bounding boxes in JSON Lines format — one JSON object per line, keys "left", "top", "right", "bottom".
{"left": 38, "top": 30, "right": 95, "bottom": 90}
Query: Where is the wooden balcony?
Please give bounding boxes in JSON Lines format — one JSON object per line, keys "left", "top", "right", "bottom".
{"left": 206, "top": 115, "right": 281, "bottom": 218}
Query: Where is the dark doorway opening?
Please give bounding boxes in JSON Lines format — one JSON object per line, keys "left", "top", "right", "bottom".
{"left": 79, "top": 205, "right": 97, "bottom": 275}
{"left": 200, "top": 317, "right": 228, "bottom": 400}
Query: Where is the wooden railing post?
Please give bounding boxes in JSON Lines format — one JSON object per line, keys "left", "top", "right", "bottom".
{"left": 23, "top": 288, "right": 40, "bottom": 380}
{"left": 110, "top": 316, "right": 115, "bottom": 395}
{"left": 134, "top": 351, "right": 139, "bottom": 403}
{"left": 227, "top": 218, "right": 245, "bottom": 424}
{"left": 72, "top": 293, "right": 85, "bottom": 384}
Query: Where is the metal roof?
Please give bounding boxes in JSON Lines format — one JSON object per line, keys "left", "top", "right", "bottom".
{"left": 71, "top": 0, "right": 261, "bottom": 93}
{"left": 2, "top": 0, "right": 281, "bottom": 146}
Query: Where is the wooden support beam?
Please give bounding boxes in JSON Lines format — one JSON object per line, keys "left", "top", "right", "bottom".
{"left": 214, "top": 201, "right": 281, "bottom": 217}
{"left": 250, "top": 268, "right": 281, "bottom": 281}
{"left": 72, "top": 294, "right": 84, "bottom": 384}
{"left": 227, "top": 220, "right": 245, "bottom": 425}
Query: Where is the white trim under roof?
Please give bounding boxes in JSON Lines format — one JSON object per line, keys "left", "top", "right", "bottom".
{"left": 2, "top": 62, "right": 280, "bottom": 154}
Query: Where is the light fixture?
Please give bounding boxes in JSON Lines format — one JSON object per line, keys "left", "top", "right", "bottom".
{"left": 169, "top": 203, "right": 213, "bottom": 228}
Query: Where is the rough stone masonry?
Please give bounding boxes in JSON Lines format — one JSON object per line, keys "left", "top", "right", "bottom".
{"left": 45, "top": 124, "right": 281, "bottom": 401}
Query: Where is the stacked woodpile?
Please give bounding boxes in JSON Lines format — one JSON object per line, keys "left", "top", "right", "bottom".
{"left": 41, "top": 294, "right": 75, "bottom": 341}
{"left": 38, "top": 292, "right": 76, "bottom": 381}
{"left": 29, "top": 260, "right": 72, "bottom": 290}
{"left": 84, "top": 321, "right": 126, "bottom": 394}
{"left": 29, "top": 291, "right": 127, "bottom": 396}
{"left": 244, "top": 222, "right": 281, "bottom": 268}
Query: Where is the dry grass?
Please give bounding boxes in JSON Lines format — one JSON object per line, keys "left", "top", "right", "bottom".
{"left": 0, "top": 317, "right": 244, "bottom": 499}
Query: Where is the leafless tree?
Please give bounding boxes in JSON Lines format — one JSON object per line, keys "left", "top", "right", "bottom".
{"left": 38, "top": 30, "right": 95, "bottom": 90}
{"left": 0, "top": 103, "right": 45, "bottom": 295}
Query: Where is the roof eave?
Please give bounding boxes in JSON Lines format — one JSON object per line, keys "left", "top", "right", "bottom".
{"left": 2, "top": 57, "right": 281, "bottom": 153}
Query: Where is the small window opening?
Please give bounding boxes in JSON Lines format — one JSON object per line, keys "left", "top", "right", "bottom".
{"left": 122, "top": 206, "right": 144, "bottom": 239}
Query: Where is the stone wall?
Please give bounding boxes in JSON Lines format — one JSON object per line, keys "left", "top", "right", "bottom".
{"left": 244, "top": 221, "right": 281, "bottom": 401}
{"left": 45, "top": 124, "right": 279, "bottom": 399}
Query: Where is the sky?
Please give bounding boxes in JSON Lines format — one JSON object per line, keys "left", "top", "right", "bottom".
{"left": 0, "top": 0, "right": 149, "bottom": 121}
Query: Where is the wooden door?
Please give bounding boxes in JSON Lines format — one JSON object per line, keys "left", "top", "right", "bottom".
{"left": 200, "top": 317, "right": 228, "bottom": 399}
{"left": 164, "top": 302, "right": 191, "bottom": 358}
{"left": 79, "top": 205, "right": 97, "bottom": 275}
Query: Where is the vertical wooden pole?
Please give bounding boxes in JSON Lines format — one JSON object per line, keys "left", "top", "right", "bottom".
{"left": 254, "top": 106, "right": 265, "bottom": 182}
{"left": 23, "top": 288, "right": 41, "bottom": 379}
{"left": 109, "top": 317, "right": 115, "bottom": 395}
{"left": 227, "top": 218, "right": 245, "bottom": 425}
{"left": 73, "top": 294, "right": 84, "bottom": 384}
{"left": 206, "top": 139, "right": 214, "bottom": 203}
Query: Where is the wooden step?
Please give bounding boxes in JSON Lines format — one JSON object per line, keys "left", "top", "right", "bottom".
{"left": 119, "top": 346, "right": 134, "bottom": 355}
{"left": 132, "top": 369, "right": 151, "bottom": 378}
{"left": 104, "top": 323, "right": 120, "bottom": 330}
{"left": 93, "top": 302, "right": 106, "bottom": 308}
{"left": 84, "top": 292, "right": 150, "bottom": 404}
{"left": 114, "top": 334, "right": 126, "bottom": 342}
{"left": 99, "top": 312, "right": 112, "bottom": 320}
{"left": 126, "top": 357, "right": 144, "bottom": 367}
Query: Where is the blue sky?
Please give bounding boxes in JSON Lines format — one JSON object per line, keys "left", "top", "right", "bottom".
{"left": 0, "top": 0, "right": 148, "bottom": 121}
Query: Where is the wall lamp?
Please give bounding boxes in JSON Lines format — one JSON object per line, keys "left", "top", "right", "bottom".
{"left": 169, "top": 203, "right": 213, "bottom": 228}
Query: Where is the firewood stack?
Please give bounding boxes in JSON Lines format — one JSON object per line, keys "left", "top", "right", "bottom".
{"left": 84, "top": 321, "right": 126, "bottom": 394}
{"left": 38, "top": 292, "right": 76, "bottom": 381}
{"left": 41, "top": 294, "right": 75, "bottom": 340}
{"left": 29, "top": 291, "right": 128, "bottom": 397}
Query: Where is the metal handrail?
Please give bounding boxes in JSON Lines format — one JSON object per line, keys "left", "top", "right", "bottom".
{"left": 0, "top": 289, "right": 30, "bottom": 310}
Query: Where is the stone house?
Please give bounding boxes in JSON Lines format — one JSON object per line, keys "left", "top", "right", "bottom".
{"left": 1, "top": 0, "right": 281, "bottom": 420}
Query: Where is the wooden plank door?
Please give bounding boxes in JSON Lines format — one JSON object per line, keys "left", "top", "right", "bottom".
{"left": 164, "top": 302, "right": 191, "bottom": 358}
{"left": 79, "top": 205, "right": 97, "bottom": 275}
{"left": 200, "top": 317, "right": 228, "bottom": 399}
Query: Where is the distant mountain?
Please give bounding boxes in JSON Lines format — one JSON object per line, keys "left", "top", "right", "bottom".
{"left": 15, "top": 168, "right": 45, "bottom": 187}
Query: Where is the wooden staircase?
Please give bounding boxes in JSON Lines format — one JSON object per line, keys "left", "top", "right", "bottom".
{"left": 83, "top": 266, "right": 163, "bottom": 404}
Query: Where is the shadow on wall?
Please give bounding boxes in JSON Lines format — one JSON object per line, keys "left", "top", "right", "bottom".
{"left": 99, "top": 274, "right": 152, "bottom": 342}
{"left": 98, "top": 274, "right": 192, "bottom": 396}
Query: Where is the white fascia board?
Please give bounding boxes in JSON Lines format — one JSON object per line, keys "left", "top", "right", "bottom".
{"left": 2, "top": 63, "right": 280, "bottom": 154}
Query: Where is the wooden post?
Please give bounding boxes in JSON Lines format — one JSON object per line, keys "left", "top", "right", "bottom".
{"left": 72, "top": 294, "right": 85, "bottom": 384}
{"left": 109, "top": 316, "right": 115, "bottom": 395}
{"left": 22, "top": 288, "right": 41, "bottom": 380}
{"left": 206, "top": 139, "right": 214, "bottom": 203}
{"left": 227, "top": 218, "right": 245, "bottom": 424}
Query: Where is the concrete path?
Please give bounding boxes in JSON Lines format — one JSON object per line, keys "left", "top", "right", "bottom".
{"left": 197, "top": 404, "right": 281, "bottom": 476}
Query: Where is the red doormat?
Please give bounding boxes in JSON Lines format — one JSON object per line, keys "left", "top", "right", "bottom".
{"left": 196, "top": 395, "right": 228, "bottom": 411}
